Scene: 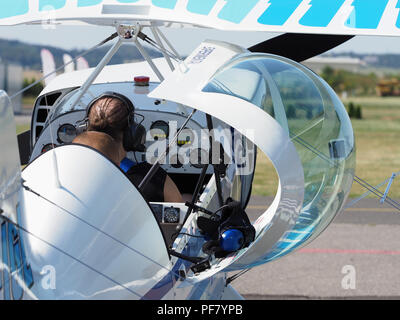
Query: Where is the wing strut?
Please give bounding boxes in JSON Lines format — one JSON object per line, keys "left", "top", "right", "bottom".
{"left": 10, "top": 32, "right": 118, "bottom": 101}
{"left": 68, "top": 38, "right": 123, "bottom": 111}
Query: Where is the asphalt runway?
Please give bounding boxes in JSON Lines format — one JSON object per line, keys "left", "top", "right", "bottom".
{"left": 230, "top": 196, "right": 400, "bottom": 300}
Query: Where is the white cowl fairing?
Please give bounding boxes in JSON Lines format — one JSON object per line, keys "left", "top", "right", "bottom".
{"left": 16, "top": 145, "right": 173, "bottom": 300}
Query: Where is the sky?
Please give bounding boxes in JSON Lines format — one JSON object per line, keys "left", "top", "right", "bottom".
{"left": 0, "top": 25, "right": 400, "bottom": 56}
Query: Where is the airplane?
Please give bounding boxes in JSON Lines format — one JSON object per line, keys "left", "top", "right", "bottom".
{"left": 0, "top": 0, "right": 399, "bottom": 300}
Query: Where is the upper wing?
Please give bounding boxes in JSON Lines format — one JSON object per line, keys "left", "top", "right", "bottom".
{"left": 1, "top": 0, "right": 400, "bottom": 36}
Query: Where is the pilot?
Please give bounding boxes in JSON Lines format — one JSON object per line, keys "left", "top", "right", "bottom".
{"left": 83, "top": 93, "right": 183, "bottom": 203}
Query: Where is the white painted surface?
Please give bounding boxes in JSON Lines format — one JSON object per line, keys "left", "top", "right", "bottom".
{"left": 20, "top": 145, "right": 173, "bottom": 299}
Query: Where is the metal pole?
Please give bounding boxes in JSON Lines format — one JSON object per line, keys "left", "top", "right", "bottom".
{"left": 68, "top": 38, "right": 123, "bottom": 110}
{"left": 10, "top": 32, "right": 119, "bottom": 100}
{"left": 151, "top": 26, "right": 175, "bottom": 72}
{"left": 134, "top": 34, "right": 189, "bottom": 115}
{"left": 155, "top": 27, "right": 182, "bottom": 60}
{"left": 134, "top": 38, "right": 165, "bottom": 82}
{"left": 380, "top": 172, "right": 397, "bottom": 204}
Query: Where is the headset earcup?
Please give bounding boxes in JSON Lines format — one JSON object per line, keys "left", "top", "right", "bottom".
{"left": 123, "top": 122, "right": 147, "bottom": 152}
{"left": 135, "top": 124, "right": 146, "bottom": 144}
{"left": 123, "top": 125, "right": 134, "bottom": 152}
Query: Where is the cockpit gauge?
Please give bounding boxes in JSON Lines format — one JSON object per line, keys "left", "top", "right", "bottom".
{"left": 57, "top": 123, "right": 77, "bottom": 144}
{"left": 163, "top": 207, "right": 180, "bottom": 224}
{"left": 170, "top": 154, "right": 184, "bottom": 168}
{"left": 41, "top": 143, "right": 57, "bottom": 154}
{"left": 190, "top": 148, "right": 209, "bottom": 168}
{"left": 150, "top": 120, "right": 169, "bottom": 141}
{"left": 177, "top": 128, "right": 194, "bottom": 147}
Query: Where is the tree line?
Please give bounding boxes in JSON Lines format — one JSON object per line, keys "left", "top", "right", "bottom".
{"left": 0, "top": 38, "right": 162, "bottom": 70}
{"left": 320, "top": 66, "right": 379, "bottom": 97}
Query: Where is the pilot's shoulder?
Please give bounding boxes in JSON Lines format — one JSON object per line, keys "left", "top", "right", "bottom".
{"left": 127, "top": 162, "right": 167, "bottom": 176}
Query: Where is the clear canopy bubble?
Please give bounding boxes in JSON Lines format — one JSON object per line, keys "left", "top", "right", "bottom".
{"left": 203, "top": 53, "right": 356, "bottom": 262}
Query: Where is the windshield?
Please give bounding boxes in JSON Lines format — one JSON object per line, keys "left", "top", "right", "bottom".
{"left": 46, "top": 89, "right": 92, "bottom": 125}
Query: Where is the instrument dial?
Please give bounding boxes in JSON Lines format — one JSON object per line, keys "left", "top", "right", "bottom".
{"left": 177, "top": 128, "right": 194, "bottom": 147}
{"left": 57, "top": 123, "right": 77, "bottom": 144}
{"left": 150, "top": 120, "right": 169, "bottom": 141}
{"left": 190, "top": 148, "right": 209, "bottom": 168}
{"left": 170, "top": 154, "right": 184, "bottom": 168}
{"left": 41, "top": 143, "right": 57, "bottom": 154}
{"left": 163, "top": 207, "right": 180, "bottom": 223}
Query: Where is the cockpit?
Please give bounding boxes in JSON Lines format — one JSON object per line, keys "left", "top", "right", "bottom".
{"left": 27, "top": 74, "right": 256, "bottom": 248}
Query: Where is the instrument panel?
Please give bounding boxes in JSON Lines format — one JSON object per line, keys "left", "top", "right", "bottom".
{"left": 132, "top": 109, "right": 213, "bottom": 174}
{"left": 30, "top": 83, "right": 255, "bottom": 209}
{"left": 30, "top": 109, "right": 214, "bottom": 175}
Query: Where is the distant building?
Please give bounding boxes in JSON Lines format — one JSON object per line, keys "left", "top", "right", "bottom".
{"left": 376, "top": 78, "right": 400, "bottom": 97}
{"left": 363, "top": 55, "right": 379, "bottom": 65}
{"left": 302, "top": 56, "right": 366, "bottom": 73}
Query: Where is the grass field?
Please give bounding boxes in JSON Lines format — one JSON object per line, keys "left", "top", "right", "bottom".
{"left": 343, "top": 97, "right": 400, "bottom": 198}
{"left": 15, "top": 96, "right": 400, "bottom": 199}
{"left": 17, "top": 124, "right": 30, "bottom": 133}
{"left": 252, "top": 96, "right": 400, "bottom": 199}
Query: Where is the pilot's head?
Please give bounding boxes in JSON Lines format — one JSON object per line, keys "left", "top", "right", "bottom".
{"left": 87, "top": 95, "right": 130, "bottom": 143}
{"left": 87, "top": 93, "right": 146, "bottom": 154}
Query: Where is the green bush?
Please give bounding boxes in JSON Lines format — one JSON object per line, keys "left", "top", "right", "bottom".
{"left": 347, "top": 102, "right": 363, "bottom": 119}
{"left": 347, "top": 102, "right": 355, "bottom": 118}
{"left": 355, "top": 105, "right": 363, "bottom": 119}
{"left": 286, "top": 105, "right": 296, "bottom": 119}
{"left": 22, "top": 78, "right": 44, "bottom": 97}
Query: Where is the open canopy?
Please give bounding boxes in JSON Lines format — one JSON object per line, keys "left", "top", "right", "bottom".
{"left": 1, "top": 0, "right": 400, "bottom": 36}
{"left": 150, "top": 40, "right": 355, "bottom": 279}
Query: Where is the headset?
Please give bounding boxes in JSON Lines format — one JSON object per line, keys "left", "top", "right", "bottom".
{"left": 77, "top": 91, "right": 146, "bottom": 152}
{"left": 197, "top": 199, "right": 255, "bottom": 258}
